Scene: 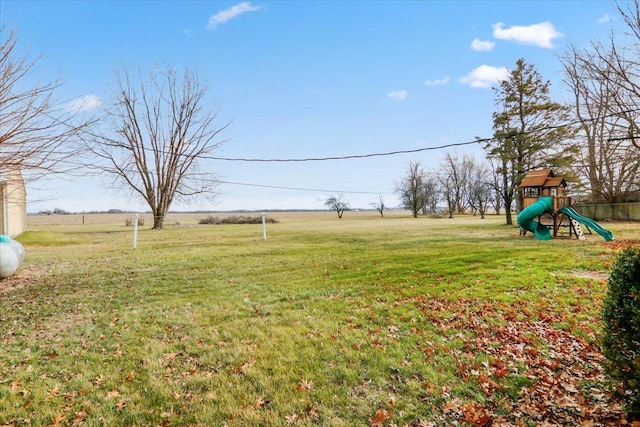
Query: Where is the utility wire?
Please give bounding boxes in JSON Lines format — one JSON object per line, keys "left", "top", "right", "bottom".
{"left": 201, "top": 110, "right": 640, "bottom": 163}
{"left": 219, "top": 180, "right": 394, "bottom": 195}
{"left": 205, "top": 138, "right": 489, "bottom": 162}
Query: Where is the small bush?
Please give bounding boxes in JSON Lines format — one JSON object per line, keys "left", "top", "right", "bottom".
{"left": 602, "top": 247, "right": 640, "bottom": 418}
{"left": 199, "top": 216, "right": 220, "bottom": 225}
{"left": 125, "top": 217, "right": 144, "bottom": 227}
{"left": 199, "top": 215, "right": 278, "bottom": 225}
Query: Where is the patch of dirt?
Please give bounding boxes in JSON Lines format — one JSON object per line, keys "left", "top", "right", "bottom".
{"left": 570, "top": 269, "right": 610, "bottom": 281}
{"left": 0, "top": 264, "right": 43, "bottom": 296}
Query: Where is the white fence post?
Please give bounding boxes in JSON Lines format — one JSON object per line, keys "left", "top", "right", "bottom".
{"left": 262, "top": 212, "right": 267, "bottom": 241}
{"left": 133, "top": 213, "right": 139, "bottom": 249}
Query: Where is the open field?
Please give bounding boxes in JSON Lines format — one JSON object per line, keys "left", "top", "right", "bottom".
{"left": 25, "top": 209, "right": 411, "bottom": 227}
{"left": 2, "top": 212, "right": 639, "bottom": 426}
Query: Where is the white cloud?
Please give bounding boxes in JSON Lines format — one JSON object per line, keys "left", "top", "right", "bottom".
{"left": 67, "top": 94, "right": 102, "bottom": 112}
{"left": 598, "top": 13, "right": 613, "bottom": 23}
{"left": 207, "top": 2, "right": 261, "bottom": 30}
{"left": 387, "top": 90, "right": 408, "bottom": 101}
{"left": 424, "top": 76, "right": 450, "bottom": 86}
{"left": 459, "top": 65, "right": 510, "bottom": 88}
{"left": 492, "top": 22, "right": 562, "bottom": 49}
{"left": 471, "top": 38, "right": 495, "bottom": 52}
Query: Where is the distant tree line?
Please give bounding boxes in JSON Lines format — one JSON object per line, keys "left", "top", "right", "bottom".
{"left": 38, "top": 207, "right": 72, "bottom": 215}
{"left": 395, "top": 155, "right": 495, "bottom": 219}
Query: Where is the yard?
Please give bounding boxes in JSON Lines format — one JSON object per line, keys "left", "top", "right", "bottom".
{"left": 1, "top": 212, "right": 638, "bottom": 426}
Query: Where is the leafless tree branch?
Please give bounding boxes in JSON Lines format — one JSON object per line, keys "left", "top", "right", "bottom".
{"left": 0, "top": 26, "right": 92, "bottom": 190}
{"left": 85, "top": 64, "right": 229, "bottom": 229}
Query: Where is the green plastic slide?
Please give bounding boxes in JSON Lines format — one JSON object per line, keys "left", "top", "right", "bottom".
{"left": 516, "top": 196, "right": 554, "bottom": 240}
{"left": 558, "top": 206, "right": 614, "bottom": 241}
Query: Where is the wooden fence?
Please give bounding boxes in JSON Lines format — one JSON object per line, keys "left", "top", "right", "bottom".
{"left": 573, "top": 202, "right": 640, "bottom": 221}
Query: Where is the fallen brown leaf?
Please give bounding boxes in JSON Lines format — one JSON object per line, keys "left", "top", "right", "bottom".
{"left": 369, "top": 409, "right": 390, "bottom": 426}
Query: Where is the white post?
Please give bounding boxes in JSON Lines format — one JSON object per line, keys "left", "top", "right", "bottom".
{"left": 133, "top": 213, "right": 139, "bottom": 249}
{"left": 262, "top": 212, "right": 267, "bottom": 241}
{"left": 1, "top": 182, "right": 8, "bottom": 235}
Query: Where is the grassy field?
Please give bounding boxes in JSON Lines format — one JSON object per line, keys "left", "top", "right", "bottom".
{"left": 1, "top": 212, "right": 638, "bottom": 426}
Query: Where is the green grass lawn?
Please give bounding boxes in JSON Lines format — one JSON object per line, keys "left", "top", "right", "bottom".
{"left": 1, "top": 214, "right": 637, "bottom": 426}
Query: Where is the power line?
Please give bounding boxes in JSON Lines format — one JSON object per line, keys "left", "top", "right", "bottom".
{"left": 206, "top": 138, "right": 491, "bottom": 162}
{"left": 71, "top": 108, "right": 640, "bottom": 166}
{"left": 219, "top": 180, "right": 394, "bottom": 195}
{"left": 202, "top": 110, "right": 640, "bottom": 163}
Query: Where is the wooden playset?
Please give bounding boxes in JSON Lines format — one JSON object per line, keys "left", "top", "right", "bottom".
{"left": 517, "top": 169, "right": 613, "bottom": 241}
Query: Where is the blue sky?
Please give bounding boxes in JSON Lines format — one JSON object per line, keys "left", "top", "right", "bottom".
{"left": 2, "top": 1, "right": 617, "bottom": 212}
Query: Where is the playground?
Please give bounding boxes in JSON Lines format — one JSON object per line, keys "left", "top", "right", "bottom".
{"left": 517, "top": 169, "right": 614, "bottom": 241}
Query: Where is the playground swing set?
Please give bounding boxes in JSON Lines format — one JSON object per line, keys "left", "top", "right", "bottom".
{"left": 516, "top": 169, "right": 614, "bottom": 241}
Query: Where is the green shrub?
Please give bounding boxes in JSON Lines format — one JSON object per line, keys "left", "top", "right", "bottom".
{"left": 602, "top": 247, "right": 640, "bottom": 418}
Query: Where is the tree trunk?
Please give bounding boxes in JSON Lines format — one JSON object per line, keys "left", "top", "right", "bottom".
{"left": 153, "top": 214, "right": 165, "bottom": 229}
{"left": 504, "top": 196, "right": 513, "bottom": 225}
{"left": 505, "top": 209, "right": 513, "bottom": 225}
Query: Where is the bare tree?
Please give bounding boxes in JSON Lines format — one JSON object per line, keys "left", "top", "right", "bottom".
{"left": 559, "top": 1, "right": 640, "bottom": 202}
{"left": 486, "top": 157, "right": 504, "bottom": 215}
{"left": 467, "top": 161, "right": 493, "bottom": 219}
{"left": 370, "top": 195, "right": 385, "bottom": 217}
{"left": 420, "top": 177, "right": 440, "bottom": 215}
{"left": 437, "top": 153, "right": 494, "bottom": 218}
{"left": 86, "top": 65, "right": 229, "bottom": 229}
{"left": 396, "top": 161, "right": 426, "bottom": 218}
{"left": 439, "top": 152, "right": 477, "bottom": 214}
{"left": 612, "top": 0, "right": 640, "bottom": 152}
{"left": 325, "top": 194, "right": 349, "bottom": 218}
{"left": 562, "top": 44, "right": 640, "bottom": 203}
{"left": 437, "top": 171, "right": 456, "bottom": 219}
{"left": 0, "top": 26, "right": 88, "bottom": 187}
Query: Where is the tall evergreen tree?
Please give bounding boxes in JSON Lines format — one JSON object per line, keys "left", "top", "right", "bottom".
{"left": 485, "top": 58, "right": 576, "bottom": 225}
